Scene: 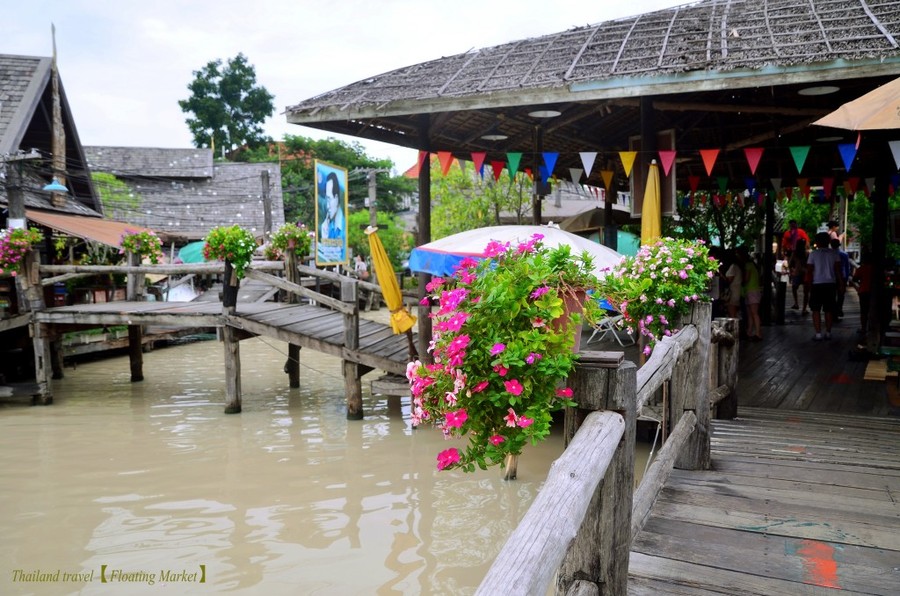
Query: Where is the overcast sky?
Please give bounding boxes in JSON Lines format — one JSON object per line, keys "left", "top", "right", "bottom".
{"left": 7, "top": 0, "right": 685, "bottom": 173}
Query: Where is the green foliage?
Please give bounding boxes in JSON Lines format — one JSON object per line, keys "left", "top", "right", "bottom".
{"left": 672, "top": 191, "right": 765, "bottom": 249}
{"left": 847, "top": 191, "right": 900, "bottom": 261}
{"left": 431, "top": 163, "right": 532, "bottom": 239}
{"left": 203, "top": 225, "right": 257, "bottom": 278}
{"left": 408, "top": 234, "right": 600, "bottom": 472}
{"left": 119, "top": 229, "right": 164, "bottom": 264}
{"left": 91, "top": 172, "right": 140, "bottom": 215}
{"left": 346, "top": 210, "right": 410, "bottom": 268}
{"left": 777, "top": 195, "right": 831, "bottom": 243}
{"left": 178, "top": 53, "right": 275, "bottom": 152}
{"left": 264, "top": 222, "right": 314, "bottom": 260}
{"left": 241, "top": 135, "right": 416, "bottom": 224}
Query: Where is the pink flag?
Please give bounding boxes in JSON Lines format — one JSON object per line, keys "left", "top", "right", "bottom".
{"left": 743, "top": 147, "right": 764, "bottom": 175}
{"left": 658, "top": 150, "right": 677, "bottom": 176}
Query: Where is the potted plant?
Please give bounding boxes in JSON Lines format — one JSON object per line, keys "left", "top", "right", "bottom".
{"left": 119, "top": 229, "right": 164, "bottom": 264}
{"left": 0, "top": 227, "right": 43, "bottom": 276}
{"left": 406, "top": 233, "right": 601, "bottom": 475}
{"left": 203, "top": 225, "right": 257, "bottom": 279}
{"left": 600, "top": 237, "right": 719, "bottom": 356}
{"left": 263, "top": 222, "right": 314, "bottom": 261}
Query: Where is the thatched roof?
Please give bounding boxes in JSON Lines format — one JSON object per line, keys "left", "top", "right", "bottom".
{"left": 286, "top": 0, "right": 900, "bottom": 193}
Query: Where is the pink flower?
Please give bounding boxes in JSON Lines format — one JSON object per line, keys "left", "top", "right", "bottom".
{"left": 484, "top": 240, "right": 510, "bottom": 258}
{"left": 556, "top": 387, "right": 573, "bottom": 398}
{"left": 425, "top": 277, "right": 445, "bottom": 292}
{"left": 504, "top": 379, "right": 523, "bottom": 395}
{"left": 505, "top": 408, "right": 518, "bottom": 427}
{"left": 471, "top": 380, "right": 489, "bottom": 393}
{"left": 437, "top": 448, "right": 461, "bottom": 470}
{"left": 525, "top": 352, "right": 542, "bottom": 364}
{"left": 532, "top": 317, "right": 546, "bottom": 328}
{"left": 517, "top": 416, "right": 534, "bottom": 428}
{"left": 530, "top": 286, "right": 550, "bottom": 299}
{"left": 493, "top": 365, "right": 508, "bottom": 377}
{"left": 457, "top": 257, "right": 479, "bottom": 270}
{"left": 490, "top": 343, "right": 506, "bottom": 355}
{"left": 435, "top": 311, "right": 470, "bottom": 332}
{"left": 489, "top": 435, "right": 505, "bottom": 446}
{"left": 444, "top": 409, "right": 468, "bottom": 428}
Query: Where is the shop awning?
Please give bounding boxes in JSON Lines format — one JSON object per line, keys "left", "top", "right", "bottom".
{"left": 25, "top": 210, "right": 155, "bottom": 249}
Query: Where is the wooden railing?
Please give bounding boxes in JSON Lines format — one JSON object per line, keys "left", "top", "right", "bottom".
{"left": 478, "top": 302, "right": 740, "bottom": 595}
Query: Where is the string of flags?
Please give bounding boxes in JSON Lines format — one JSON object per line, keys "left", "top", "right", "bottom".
{"left": 419, "top": 138, "right": 900, "bottom": 200}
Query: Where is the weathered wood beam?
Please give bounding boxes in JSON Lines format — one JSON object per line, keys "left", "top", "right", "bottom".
{"left": 244, "top": 268, "right": 354, "bottom": 314}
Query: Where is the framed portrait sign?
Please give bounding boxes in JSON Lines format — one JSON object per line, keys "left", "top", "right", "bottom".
{"left": 314, "top": 160, "right": 349, "bottom": 266}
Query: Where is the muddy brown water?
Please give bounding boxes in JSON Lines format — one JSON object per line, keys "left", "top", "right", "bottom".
{"left": 0, "top": 335, "right": 650, "bottom": 595}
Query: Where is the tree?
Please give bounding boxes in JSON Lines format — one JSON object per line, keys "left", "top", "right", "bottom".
{"left": 346, "top": 210, "right": 410, "bottom": 269}
{"left": 670, "top": 190, "right": 765, "bottom": 249}
{"left": 179, "top": 53, "right": 275, "bottom": 152}
{"left": 777, "top": 194, "right": 831, "bottom": 243}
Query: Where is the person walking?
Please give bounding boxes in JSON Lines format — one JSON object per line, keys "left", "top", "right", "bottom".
{"left": 807, "top": 232, "right": 843, "bottom": 341}
{"left": 789, "top": 238, "right": 809, "bottom": 314}
{"left": 724, "top": 250, "right": 743, "bottom": 322}
{"left": 782, "top": 219, "right": 810, "bottom": 255}
{"left": 738, "top": 247, "right": 762, "bottom": 341}
{"left": 830, "top": 238, "right": 851, "bottom": 320}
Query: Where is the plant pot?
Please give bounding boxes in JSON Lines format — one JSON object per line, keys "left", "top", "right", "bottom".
{"left": 552, "top": 289, "right": 586, "bottom": 352}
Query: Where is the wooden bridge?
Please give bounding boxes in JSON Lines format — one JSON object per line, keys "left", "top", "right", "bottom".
{"left": 13, "top": 251, "right": 417, "bottom": 417}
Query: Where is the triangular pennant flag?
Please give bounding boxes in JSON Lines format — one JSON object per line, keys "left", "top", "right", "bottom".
{"left": 822, "top": 177, "right": 834, "bottom": 198}
{"left": 579, "top": 151, "right": 597, "bottom": 177}
{"left": 568, "top": 168, "right": 583, "bottom": 185}
{"left": 744, "top": 178, "right": 756, "bottom": 193}
{"left": 838, "top": 143, "right": 857, "bottom": 172}
{"left": 846, "top": 177, "right": 859, "bottom": 195}
{"left": 743, "top": 147, "right": 764, "bottom": 175}
{"left": 490, "top": 161, "right": 505, "bottom": 182}
{"left": 417, "top": 150, "right": 429, "bottom": 175}
{"left": 619, "top": 151, "right": 637, "bottom": 177}
{"left": 700, "top": 149, "right": 719, "bottom": 177}
{"left": 658, "top": 150, "right": 677, "bottom": 176}
{"left": 600, "top": 170, "right": 614, "bottom": 192}
{"left": 784, "top": 187, "right": 793, "bottom": 200}
{"left": 524, "top": 167, "right": 533, "bottom": 182}
{"left": 865, "top": 177, "right": 876, "bottom": 197}
{"left": 542, "top": 152, "right": 559, "bottom": 178}
{"left": 789, "top": 146, "right": 811, "bottom": 174}
{"left": 717, "top": 176, "right": 729, "bottom": 194}
{"left": 437, "top": 151, "right": 454, "bottom": 176}
{"left": 688, "top": 175, "right": 701, "bottom": 193}
{"left": 771, "top": 178, "right": 782, "bottom": 195}
{"left": 538, "top": 165, "right": 549, "bottom": 183}
{"left": 457, "top": 158, "right": 467, "bottom": 173}
{"left": 507, "top": 152, "right": 522, "bottom": 176}
{"left": 797, "top": 178, "right": 810, "bottom": 198}
{"left": 471, "top": 151, "right": 487, "bottom": 174}
{"left": 889, "top": 141, "right": 900, "bottom": 170}
{"left": 891, "top": 173, "right": 900, "bottom": 193}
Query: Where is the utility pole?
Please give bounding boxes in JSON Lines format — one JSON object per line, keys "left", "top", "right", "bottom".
{"left": 352, "top": 168, "right": 389, "bottom": 229}
{"left": 3, "top": 150, "right": 41, "bottom": 229}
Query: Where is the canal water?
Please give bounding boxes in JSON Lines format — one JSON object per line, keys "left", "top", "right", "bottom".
{"left": 0, "top": 335, "right": 650, "bottom": 595}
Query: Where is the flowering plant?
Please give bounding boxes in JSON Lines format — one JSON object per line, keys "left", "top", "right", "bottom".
{"left": 263, "top": 222, "right": 314, "bottom": 261}
{"left": 119, "top": 229, "right": 164, "bottom": 264}
{"left": 407, "top": 234, "right": 601, "bottom": 472}
{"left": 0, "top": 227, "right": 43, "bottom": 276}
{"left": 600, "top": 237, "right": 718, "bottom": 355}
{"left": 203, "top": 225, "right": 257, "bottom": 279}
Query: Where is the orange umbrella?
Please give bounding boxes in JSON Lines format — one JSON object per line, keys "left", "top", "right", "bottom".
{"left": 366, "top": 226, "right": 416, "bottom": 335}
{"left": 640, "top": 160, "right": 661, "bottom": 245}
{"left": 813, "top": 77, "right": 900, "bottom": 130}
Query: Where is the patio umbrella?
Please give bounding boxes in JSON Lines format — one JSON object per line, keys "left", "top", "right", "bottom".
{"left": 366, "top": 226, "right": 417, "bottom": 338}
{"left": 640, "top": 160, "right": 661, "bottom": 245}
{"left": 812, "top": 77, "right": 900, "bottom": 130}
{"left": 408, "top": 225, "right": 623, "bottom": 278}
{"left": 558, "top": 206, "right": 635, "bottom": 233}
{"left": 177, "top": 241, "right": 207, "bottom": 264}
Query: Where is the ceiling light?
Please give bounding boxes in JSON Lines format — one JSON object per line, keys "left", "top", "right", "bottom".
{"left": 528, "top": 109, "right": 561, "bottom": 118}
{"left": 480, "top": 133, "right": 509, "bottom": 141}
{"left": 42, "top": 178, "right": 68, "bottom": 193}
{"left": 798, "top": 85, "right": 840, "bottom": 96}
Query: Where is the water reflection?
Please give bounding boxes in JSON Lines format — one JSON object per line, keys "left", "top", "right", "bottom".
{"left": 0, "top": 338, "right": 647, "bottom": 595}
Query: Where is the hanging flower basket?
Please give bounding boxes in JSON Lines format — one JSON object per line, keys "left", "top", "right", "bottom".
{"left": 203, "top": 225, "right": 257, "bottom": 279}
{"left": 119, "top": 229, "right": 164, "bottom": 264}
{"left": 264, "top": 222, "right": 314, "bottom": 261}
{"left": 0, "top": 227, "right": 43, "bottom": 276}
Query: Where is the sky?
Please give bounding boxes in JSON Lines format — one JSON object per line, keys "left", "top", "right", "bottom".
{"left": 6, "top": 0, "right": 686, "bottom": 174}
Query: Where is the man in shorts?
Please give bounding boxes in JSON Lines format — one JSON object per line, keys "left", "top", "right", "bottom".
{"left": 806, "top": 232, "right": 843, "bottom": 341}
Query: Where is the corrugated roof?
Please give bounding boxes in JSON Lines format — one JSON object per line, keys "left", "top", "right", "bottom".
{"left": 26, "top": 209, "right": 154, "bottom": 249}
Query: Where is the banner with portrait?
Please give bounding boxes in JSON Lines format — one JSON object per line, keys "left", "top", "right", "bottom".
{"left": 314, "top": 160, "right": 349, "bottom": 266}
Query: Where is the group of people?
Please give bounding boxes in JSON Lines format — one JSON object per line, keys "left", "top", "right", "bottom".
{"left": 717, "top": 218, "right": 871, "bottom": 343}
{"left": 781, "top": 219, "right": 871, "bottom": 341}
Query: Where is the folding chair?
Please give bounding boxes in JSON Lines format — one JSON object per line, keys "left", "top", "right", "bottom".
{"left": 587, "top": 312, "right": 635, "bottom": 347}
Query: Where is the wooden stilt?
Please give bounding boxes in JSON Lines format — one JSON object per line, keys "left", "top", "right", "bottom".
{"left": 222, "top": 261, "right": 241, "bottom": 414}
{"left": 20, "top": 250, "right": 52, "bottom": 404}
{"left": 50, "top": 337, "right": 64, "bottom": 380}
{"left": 342, "top": 279, "right": 363, "bottom": 419}
{"left": 503, "top": 454, "right": 518, "bottom": 480}
{"left": 287, "top": 344, "right": 300, "bottom": 388}
{"left": 284, "top": 251, "right": 302, "bottom": 389}
{"left": 128, "top": 326, "right": 144, "bottom": 382}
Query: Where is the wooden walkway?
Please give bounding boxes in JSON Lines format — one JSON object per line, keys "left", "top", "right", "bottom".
{"left": 628, "top": 290, "right": 900, "bottom": 594}
{"left": 34, "top": 299, "right": 414, "bottom": 377}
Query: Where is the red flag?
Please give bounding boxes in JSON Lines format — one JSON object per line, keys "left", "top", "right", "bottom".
{"left": 437, "top": 151, "right": 454, "bottom": 176}
{"left": 743, "top": 147, "right": 764, "bottom": 175}
{"left": 471, "top": 152, "right": 487, "bottom": 173}
{"left": 700, "top": 149, "right": 719, "bottom": 176}
{"left": 490, "top": 161, "right": 505, "bottom": 182}
{"left": 688, "top": 175, "right": 701, "bottom": 193}
{"left": 658, "top": 150, "right": 677, "bottom": 176}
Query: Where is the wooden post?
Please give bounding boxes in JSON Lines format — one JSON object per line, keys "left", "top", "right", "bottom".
{"left": 222, "top": 261, "right": 241, "bottom": 414}
{"left": 20, "top": 250, "right": 52, "bottom": 404}
{"left": 284, "top": 250, "right": 302, "bottom": 388}
{"left": 671, "top": 302, "right": 712, "bottom": 470}
{"left": 125, "top": 251, "right": 144, "bottom": 382}
{"left": 714, "top": 317, "right": 740, "bottom": 419}
{"left": 341, "top": 278, "right": 363, "bottom": 420}
{"left": 557, "top": 353, "right": 636, "bottom": 595}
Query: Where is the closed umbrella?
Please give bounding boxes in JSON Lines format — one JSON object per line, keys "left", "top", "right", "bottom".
{"left": 366, "top": 227, "right": 417, "bottom": 350}
{"left": 640, "top": 160, "right": 661, "bottom": 245}
{"left": 812, "top": 77, "right": 900, "bottom": 130}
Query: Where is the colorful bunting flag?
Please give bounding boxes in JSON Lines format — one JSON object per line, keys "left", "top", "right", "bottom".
{"left": 490, "top": 161, "right": 505, "bottom": 182}
{"left": 743, "top": 147, "right": 764, "bottom": 175}
{"left": 838, "top": 143, "right": 857, "bottom": 172}
{"left": 471, "top": 152, "right": 487, "bottom": 174}
{"left": 507, "top": 152, "right": 522, "bottom": 176}
{"left": 658, "top": 150, "right": 677, "bottom": 176}
{"left": 700, "top": 149, "right": 719, "bottom": 176}
{"left": 600, "top": 170, "right": 614, "bottom": 192}
{"left": 618, "top": 151, "right": 637, "bottom": 177}
{"left": 437, "top": 151, "right": 454, "bottom": 176}
{"left": 889, "top": 141, "right": 900, "bottom": 170}
{"left": 568, "top": 168, "right": 583, "bottom": 185}
{"left": 542, "top": 152, "right": 559, "bottom": 179}
{"left": 797, "top": 178, "right": 809, "bottom": 199}
{"left": 579, "top": 152, "right": 597, "bottom": 177}
{"left": 822, "top": 177, "right": 834, "bottom": 198}
{"left": 865, "top": 177, "right": 875, "bottom": 197}
{"left": 717, "top": 176, "right": 729, "bottom": 194}
{"left": 771, "top": 178, "right": 782, "bottom": 195}
{"left": 688, "top": 175, "right": 700, "bottom": 193}
{"left": 789, "top": 146, "right": 810, "bottom": 174}
{"left": 417, "top": 150, "right": 429, "bottom": 175}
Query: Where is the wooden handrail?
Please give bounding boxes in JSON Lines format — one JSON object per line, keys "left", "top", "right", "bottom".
{"left": 635, "top": 325, "right": 698, "bottom": 413}
{"left": 243, "top": 269, "right": 354, "bottom": 314}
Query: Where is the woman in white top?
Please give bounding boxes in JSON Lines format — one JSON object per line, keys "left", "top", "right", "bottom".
{"left": 724, "top": 252, "right": 743, "bottom": 320}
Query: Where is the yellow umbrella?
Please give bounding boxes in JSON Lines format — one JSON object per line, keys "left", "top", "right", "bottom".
{"left": 366, "top": 226, "right": 416, "bottom": 335}
{"left": 640, "top": 159, "right": 661, "bottom": 245}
